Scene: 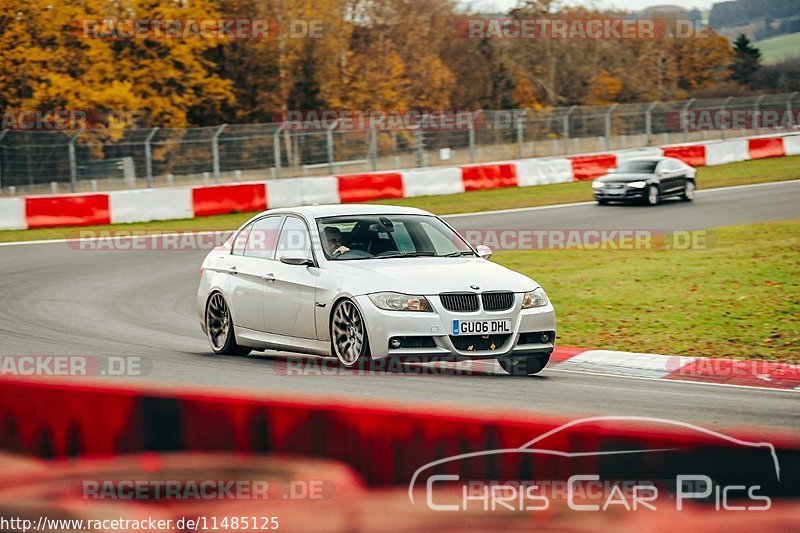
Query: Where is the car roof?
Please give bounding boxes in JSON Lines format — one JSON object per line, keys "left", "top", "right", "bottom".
{"left": 257, "top": 203, "right": 433, "bottom": 219}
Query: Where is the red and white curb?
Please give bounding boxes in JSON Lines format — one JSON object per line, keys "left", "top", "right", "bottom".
{"left": 549, "top": 346, "right": 800, "bottom": 391}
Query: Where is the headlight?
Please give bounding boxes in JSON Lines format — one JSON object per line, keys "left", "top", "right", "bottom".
{"left": 627, "top": 181, "right": 647, "bottom": 188}
{"left": 368, "top": 292, "right": 432, "bottom": 312}
{"left": 591, "top": 181, "right": 605, "bottom": 189}
{"left": 522, "top": 288, "right": 549, "bottom": 309}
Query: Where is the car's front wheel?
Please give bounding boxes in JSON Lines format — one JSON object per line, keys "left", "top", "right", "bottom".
{"left": 646, "top": 185, "right": 659, "bottom": 206}
{"left": 205, "top": 292, "right": 251, "bottom": 356}
{"left": 498, "top": 354, "right": 550, "bottom": 376}
{"left": 331, "top": 299, "right": 371, "bottom": 368}
{"left": 682, "top": 180, "right": 695, "bottom": 201}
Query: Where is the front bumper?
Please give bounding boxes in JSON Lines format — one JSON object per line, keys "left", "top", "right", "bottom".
{"left": 594, "top": 185, "right": 647, "bottom": 201}
{"left": 355, "top": 293, "right": 556, "bottom": 360}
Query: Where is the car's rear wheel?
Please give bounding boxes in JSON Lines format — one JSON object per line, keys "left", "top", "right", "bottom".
{"left": 206, "top": 292, "right": 251, "bottom": 356}
{"left": 682, "top": 180, "right": 695, "bottom": 201}
{"left": 646, "top": 185, "right": 659, "bottom": 206}
{"left": 498, "top": 354, "right": 550, "bottom": 376}
{"left": 331, "top": 299, "right": 371, "bottom": 368}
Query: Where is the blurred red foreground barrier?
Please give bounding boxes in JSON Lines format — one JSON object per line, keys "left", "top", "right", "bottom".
{"left": 1, "top": 452, "right": 799, "bottom": 532}
{"left": 0, "top": 377, "right": 797, "bottom": 496}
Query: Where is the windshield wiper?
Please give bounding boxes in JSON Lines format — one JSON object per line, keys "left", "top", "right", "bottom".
{"left": 373, "top": 251, "right": 436, "bottom": 259}
{"left": 441, "top": 250, "right": 476, "bottom": 257}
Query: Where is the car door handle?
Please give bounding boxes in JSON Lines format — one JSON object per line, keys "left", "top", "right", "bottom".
{"left": 227, "top": 266, "right": 238, "bottom": 275}
{"left": 263, "top": 273, "right": 276, "bottom": 282}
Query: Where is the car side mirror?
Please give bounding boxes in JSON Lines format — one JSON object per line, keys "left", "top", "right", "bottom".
{"left": 476, "top": 245, "right": 492, "bottom": 260}
{"left": 280, "top": 251, "right": 313, "bottom": 266}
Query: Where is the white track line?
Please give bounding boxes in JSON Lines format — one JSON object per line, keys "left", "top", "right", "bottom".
{"left": 1, "top": 179, "right": 798, "bottom": 247}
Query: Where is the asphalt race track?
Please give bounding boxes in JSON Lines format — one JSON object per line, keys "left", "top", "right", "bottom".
{"left": 1, "top": 181, "right": 798, "bottom": 430}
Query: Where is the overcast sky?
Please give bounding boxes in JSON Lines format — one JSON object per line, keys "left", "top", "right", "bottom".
{"left": 467, "top": 0, "right": 717, "bottom": 13}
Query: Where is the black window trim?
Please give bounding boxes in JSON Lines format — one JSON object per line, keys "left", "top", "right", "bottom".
{"left": 276, "top": 214, "right": 319, "bottom": 267}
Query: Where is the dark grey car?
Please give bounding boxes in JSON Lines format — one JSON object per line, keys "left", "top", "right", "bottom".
{"left": 592, "top": 157, "right": 697, "bottom": 206}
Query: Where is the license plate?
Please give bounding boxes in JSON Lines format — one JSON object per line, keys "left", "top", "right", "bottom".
{"left": 452, "top": 319, "right": 512, "bottom": 335}
{"left": 606, "top": 188, "right": 624, "bottom": 195}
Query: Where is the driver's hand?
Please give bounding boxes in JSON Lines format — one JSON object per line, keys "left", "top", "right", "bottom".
{"left": 332, "top": 245, "right": 350, "bottom": 256}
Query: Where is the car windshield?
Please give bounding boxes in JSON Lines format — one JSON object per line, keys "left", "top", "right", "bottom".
{"left": 317, "top": 214, "right": 475, "bottom": 260}
{"left": 616, "top": 160, "right": 658, "bottom": 173}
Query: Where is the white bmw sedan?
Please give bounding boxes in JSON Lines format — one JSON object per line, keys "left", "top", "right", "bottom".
{"left": 198, "top": 204, "right": 556, "bottom": 375}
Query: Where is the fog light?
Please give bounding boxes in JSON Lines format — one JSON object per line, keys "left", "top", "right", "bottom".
{"left": 540, "top": 332, "right": 550, "bottom": 343}
{"left": 390, "top": 338, "right": 402, "bottom": 349}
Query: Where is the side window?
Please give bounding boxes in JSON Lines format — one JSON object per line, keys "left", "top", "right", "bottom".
{"left": 276, "top": 217, "right": 312, "bottom": 258}
{"left": 231, "top": 222, "right": 254, "bottom": 256}
{"left": 244, "top": 216, "right": 282, "bottom": 259}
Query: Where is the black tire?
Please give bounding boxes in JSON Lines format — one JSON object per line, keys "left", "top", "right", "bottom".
{"left": 646, "top": 184, "right": 659, "bottom": 206}
{"left": 498, "top": 354, "right": 551, "bottom": 376}
{"left": 330, "top": 299, "right": 372, "bottom": 369}
{"left": 205, "top": 292, "right": 251, "bottom": 356}
{"left": 681, "top": 180, "right": 695, "bottom": 201}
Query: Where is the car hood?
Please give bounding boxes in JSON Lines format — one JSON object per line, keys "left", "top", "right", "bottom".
{"left": 325, "top": 257, "right": 539, "bottom": 295}
{"left": 595, "top": 173, "right": 654, "bottom": 183}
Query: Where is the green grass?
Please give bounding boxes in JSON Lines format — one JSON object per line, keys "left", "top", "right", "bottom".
{"left": 493, "top": 219, "right": 800, "bottom": 362}
{"left": 1, "top": 154, "right": 798, "bottom": 244}
{"left": 755, "top": 32, "right": 800, "bottom": 64}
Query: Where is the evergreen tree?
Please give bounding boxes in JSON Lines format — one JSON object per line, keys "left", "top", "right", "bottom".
{"left": 731, "top": 34, "right": 762, "bottom": 86}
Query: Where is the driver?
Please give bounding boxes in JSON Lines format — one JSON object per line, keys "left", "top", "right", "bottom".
{"left": 324, "top": 226, "right": 350, "bottom": 257}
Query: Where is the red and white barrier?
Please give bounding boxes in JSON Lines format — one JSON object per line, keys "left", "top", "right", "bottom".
{"left": 704, "top": 139, "right": 749, "bottom": 166}
{"left": 5, "top": 133, "right": 798, "bottom": 230}
{"left": 0, "top": 198, "right": 27, "bottom": 230}
{"left": 192, "top": 183, "right": 267, "bottom": 217}
{"left": 25, "top": 194, "right": 110, "bottom": 229}
{"left": 569, "top": 153, "right": 618, "bottom": 181}
{"left": 514, "top": 157, "right": 573, "bottom": 186}
{"left": 109, "top": 188, "right": 193, "bottom": 224}
{"left": 337, "top": 172, "right": 404, "bottom": 202}
{"left": 460, "top": 162, "right": 518, "bottom": 190}
{"left": 783, "top": 133, "right": 800, "bottom": 155}
{"left": 266, "top": 176, "right": 340, "bottom": 207}
{"left": 748, "top": 136, "right": 786, "bottom": 159}
{"left": 400, "top": 167, "right": 464, "bottom": 197}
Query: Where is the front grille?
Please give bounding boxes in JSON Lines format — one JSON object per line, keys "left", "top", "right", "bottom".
{"left": 440, "top": 293, "right": 479, "bottom": 312}
{"left": 481, "top": 291, "right": 514, "bottom": 311}
{"left": 450, "top": 334, "right": 510, "bottom": 351}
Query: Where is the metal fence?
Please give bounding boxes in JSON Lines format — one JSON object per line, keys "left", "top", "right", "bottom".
{"left": 1, "top": 92, "right": 797, "bottom": 195}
